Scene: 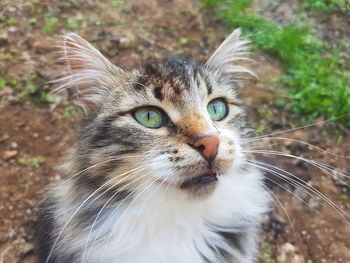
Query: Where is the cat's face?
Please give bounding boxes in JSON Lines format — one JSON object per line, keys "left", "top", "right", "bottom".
{"left": 57, "top": 30, "right": 253, "bottom": 198}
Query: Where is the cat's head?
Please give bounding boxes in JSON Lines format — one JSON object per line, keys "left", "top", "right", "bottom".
{"left": 56, "top": 29, "right": 255, "bottom": 198}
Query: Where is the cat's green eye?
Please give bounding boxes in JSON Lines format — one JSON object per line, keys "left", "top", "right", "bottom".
{"left": 207, "top": 99, "right": 228, "bottom": 121}
{"left": 134, "top": 107, "right": 164, "bottom": 128}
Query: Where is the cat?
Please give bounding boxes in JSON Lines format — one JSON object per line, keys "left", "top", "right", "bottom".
{"left": 36, "top": 29, "right": 269, "bottom": 263}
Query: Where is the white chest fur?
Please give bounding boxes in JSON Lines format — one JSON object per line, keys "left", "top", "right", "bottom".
{"left": 63, "top": 167, "right": 269, "bottom": 263}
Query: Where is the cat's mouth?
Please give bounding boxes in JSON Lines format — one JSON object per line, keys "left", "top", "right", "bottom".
{"left": 180, "top": 168, "right": 218, "bottom": 189}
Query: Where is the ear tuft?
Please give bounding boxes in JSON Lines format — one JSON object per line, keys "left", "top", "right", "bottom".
{"left": 62, "top": 33, "right": 120, "bottom": 72}
{"left": 206, "top": 29, "right": 256, "bottom": 77}
{"left": 52, "top": 33, "right": 124, "bottom": 112}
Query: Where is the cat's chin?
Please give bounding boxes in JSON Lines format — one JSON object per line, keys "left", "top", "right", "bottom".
{"left": 154, "top": 168, "right": 219, "bottom": 197}
{"left": 180, "top": 168, "right": 218, "bottom": 189}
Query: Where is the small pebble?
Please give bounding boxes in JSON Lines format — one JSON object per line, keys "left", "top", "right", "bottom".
{"left": 122, "top": 5, "right": 134, "bottom": 14}
{"left": 277, "top": 242, "right": 305, "bottom": 263}
{"left": 119, "top": 37, "right": 131, "bottom": 49}
{"left": 8, "top": 26, "right": 17, "bottom": 32}
{"left": 54, "top": 175, "right": 61, "bottom": 181}
{"left": 0, "top": 32, "right": 9, "bottom": 45}
{"left": 3, "top": 150, "right": 18, "bottom": 160}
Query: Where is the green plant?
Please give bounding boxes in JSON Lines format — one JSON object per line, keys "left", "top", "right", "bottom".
{"left": 67, "top": 17, "right": 83, "bottom": 29}
{"left": 255, "top": 125, "right": 268, "bottom": 135}
{"left": 20, "top": 74, "right": 51, "bottom": 104}
{"left": 112, "top": 0, "right": 124, "bottom": 8}
{"left": 26, "top": 17, "right": 38, "bottom": 30}
{"left": 28, "top": 17, "right": 37, "bottom": 25}
{"left": 0, "top": 78, "right": 5, "bottom": 90}
{"left": 43, "top": 15, "right": 58, "bottom": 33}
{"left": 8, "top": 79, "right": 21, "bottom": 89}
{"left": 19, "top": 181, "right": 27, "bottom": 191}
{"left": 201, "top": 0, "right": 350, "bottom": 126}
{"left": 302, "top": 0, "right": 350, "bottom": 12}
{"left": 257, "top": 105, "right": 273, "bottom": 122}
{"left": 1, "top": 53, "right": 14, "bottom": 61}
{"left": 32, "top": 156, "right": 44, "bottom": 168}
{"left": 6, "top": 18, "right": 17, "bottom": 25}
{"left": 18, "top": 157, "right": 29, "bottom": 165}
{"left": 338, "top": 193, "right": 348, "bottom": 202}
{"left": 259, "top": 243, "right": 275, "bottom": 263}
{"left": 62, "top": 105, "right": 74, "bottom": 118}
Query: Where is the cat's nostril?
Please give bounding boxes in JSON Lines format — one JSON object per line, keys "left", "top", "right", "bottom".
{"left": 195, "top": 144, "right": 205, "bottom": 152}
{"left": 189, "top": 135, "right": 219, "bottom": 162}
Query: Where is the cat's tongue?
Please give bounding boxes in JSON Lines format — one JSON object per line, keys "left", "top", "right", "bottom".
{"left": 181, "top": 168, "right": 218, "bottom": 189}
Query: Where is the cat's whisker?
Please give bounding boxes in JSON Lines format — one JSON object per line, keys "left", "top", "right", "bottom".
{"left": 243, "top": 149, "right": 350, "bottom": 182}
{"left": 245, "top": 142, "right": 285, "bottom": 150}
{"left": 257, "top": 180, "right": 296, "bottom": 237}
{"left": 58, "top": 152, "right": 153, "bottom": 185}
{"left": 243, "top": 113, "right": 350, "bottom": 143}
{"left": 85, "top": 172, "right": 158, "bottom": 260}
{"left": 97, "top": 176, "right": 160, "bottom": 263}
{"left": 245, "top": 160, "right": 320, "bottom": 213}
{"left": 46, "top": 164, "right": 151, "bottom": 263}
{"left": 251, "top": 155, "right": 350, "bottom": 221}
{"left": 81, "top": 169, "right": 155, "bottom": 263}
{"left": 134, "top": 172, "right": 174, "bottom": 225}
{"left": 255, "top": 160, "right": 350, "bottom": 221}
{"left": 243, "top": 136, "right": 350, "bottom": 159}
{"left": 57, "top": 154, "right": 152, "bottom": 212}
{"left": 51, "top": 169, "right": 150, "bottom": 263}
{"left": 43, "top": 154, "right": 153, "bottom": 220}
{"left": 245, "top": 159, "right": 350, "bottom": 224}
{"left": 80, "top": 167, "right": 154, "bottom": 232}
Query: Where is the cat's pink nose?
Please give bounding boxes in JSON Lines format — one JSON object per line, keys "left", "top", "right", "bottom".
{"left": 191, "top": 135, "right": 219, "bottom": 162}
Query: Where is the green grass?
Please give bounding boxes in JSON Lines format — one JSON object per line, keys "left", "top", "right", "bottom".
{"left": 0, "top": 78, "right": 5, "bottom": 90}
{"left": 338, "top": 193, "right": 348, "bottom": 202}
{"left": 18, "top": 157, "right": 29, "bottom": 165}
{"left": 6, "top": 18, "right": 17, "bottom": 25}
{"left": 62, "top": 105, "right": 74, "bottom": 118}
{"left": 18, "top": 156, "right": 44, "bottom": 168}
{"left": 67, "top": 17, "right": 84, "bottom": 30}
{"left": 43, "top": 14, "right": 59, "bottom": 33}
{"left": 20, "top": 73, "right": 51, "bottom": 104}
{"left": 32, "top": 156, "right": 44, "bottom": 168}
{"left": 201, "top": 0, "right": 350, "bottom": 126}
{"left": 301, "top": 0, "right": 350, "bottom": 12}
{"left": 112, "top": 0, "right": 124, "bottom": 8}
{"left": 259, "top": 243, "right": 275, "bottom": 263}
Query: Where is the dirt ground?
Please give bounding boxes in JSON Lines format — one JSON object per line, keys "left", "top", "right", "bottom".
{"left": 0, "top": 0, "right": 349, "bottom": 262}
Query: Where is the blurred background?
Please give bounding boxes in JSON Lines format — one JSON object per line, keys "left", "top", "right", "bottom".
{"left": 0, "top": 0, "right": 349, "bottom": 262}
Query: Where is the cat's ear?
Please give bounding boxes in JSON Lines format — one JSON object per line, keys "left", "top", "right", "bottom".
{"left": 53, "top": 33, "right": 124, "bottom": 112}
{"left": 205, "top": 29, "right": 255, "bottom": 76}
{"left": 62, "top": 33, "right": 123, "bottom": 73}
